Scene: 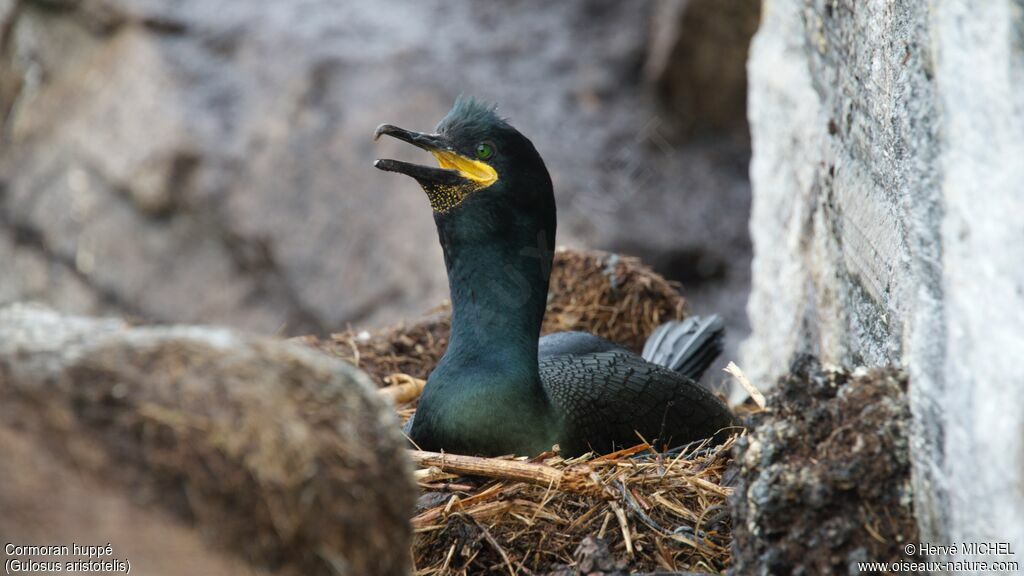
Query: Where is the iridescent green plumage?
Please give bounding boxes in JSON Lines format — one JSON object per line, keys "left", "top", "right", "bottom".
{"left": 375, "top": 97, "right": 737, "bottom": 456}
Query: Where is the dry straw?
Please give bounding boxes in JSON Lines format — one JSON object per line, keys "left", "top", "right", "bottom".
{"left": 405, "top": 438, "right": 736, "bottom": 574}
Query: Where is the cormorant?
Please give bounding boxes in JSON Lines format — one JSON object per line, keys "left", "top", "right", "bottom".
{"left": 374, "top": 96, "right": 738, "bottom": 457}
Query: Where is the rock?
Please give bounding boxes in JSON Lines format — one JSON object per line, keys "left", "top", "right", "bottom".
{"left": 0, "top": 0, "right": 751, "bottom": 352}
{"left": 0, "top": 303, "right": 414, "bottom": 576}
{"left": 0, "top": 426, "right": 272, "bottom": 576}
{"left": 729, "top": 357, "right": 918, "bottom": 575}
{"left": 645, "top": 0, "right": 761, "bottom": 136}
{"left": 744, "top": 0, "right": 1024, "bottom": 560}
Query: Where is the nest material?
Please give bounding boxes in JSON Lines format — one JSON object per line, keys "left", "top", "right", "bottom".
{"left": 408, "top": 439, "right": 736, "bottom": 575}
{"left": 301, "top": 248, "right": 739, "bottom": 574}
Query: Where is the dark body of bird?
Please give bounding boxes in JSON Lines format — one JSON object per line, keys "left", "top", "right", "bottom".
{"left": 374, "top": 97, "right": 738, "bottom": 457}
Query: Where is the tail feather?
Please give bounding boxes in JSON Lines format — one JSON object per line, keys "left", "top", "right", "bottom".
{"left": 642, "top": 315, "right": 725, "bottom": 382}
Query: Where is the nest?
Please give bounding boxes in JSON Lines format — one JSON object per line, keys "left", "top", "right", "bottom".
{"left": 301, "top": 248, "right": 738, "bottom": 574}
{"left": 407, "top": 439, "right": 736, "bottom": 575}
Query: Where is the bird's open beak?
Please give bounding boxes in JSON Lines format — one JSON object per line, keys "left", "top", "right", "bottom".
{"left": 373, "top": 124, "right": 498, "bottom": 188}
{"left": 374, "top": 124, "right": 447, "bottom": 151}
{"left": 373, "top": 124, "right": 461, "bottom": 185}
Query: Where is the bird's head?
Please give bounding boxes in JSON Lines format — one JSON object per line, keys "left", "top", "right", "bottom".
{"left": 374, "top": 96, "right": 554, "bottom": 227}
{"left": 375, "top": 97, "right": 556, "bottom": 345}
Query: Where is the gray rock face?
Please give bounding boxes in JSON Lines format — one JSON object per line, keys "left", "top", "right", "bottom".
{"left": 0, "top": 303, "right": 415, "bottom": 576}
{"left": 744, "top": 0, "right": 1024, "bottom": 563}
{"left": 0, "top": 0, "right": 753, "bottom": 346}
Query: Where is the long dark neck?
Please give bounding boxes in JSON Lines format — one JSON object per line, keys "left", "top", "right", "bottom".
{"left": 436, "top": 205, "right": 555, "bottom": 378}
{"left": 444, "top": 238, "right": 551, "bottom": 370}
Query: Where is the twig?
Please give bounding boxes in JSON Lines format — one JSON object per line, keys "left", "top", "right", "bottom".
{"left": 610, "top": 501, "right": 634, "bottom": 556}
{"left": 591, "top": 442, "right": 651, "bottom": 463}
{"left": 724, "top": 361, "right": 765, "bottom": 409}
{"left": 408, "top": 450, "right": 594, "bottom": 493}
{"left": 468, "top": 515, "right": 527, "bottom": 576}
{"left": 597, "top": 511, "right": 612, "bottom": 539}
{"left": 379, "top": 374, "right": 426, "bottom": 404}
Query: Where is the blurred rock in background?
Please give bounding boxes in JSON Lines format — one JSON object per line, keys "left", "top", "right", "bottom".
{"left": 0, "top": 0, "right": 759, "bottom": 372}
{"left": 646, "top": 0, "right": 760, "bottom": 137}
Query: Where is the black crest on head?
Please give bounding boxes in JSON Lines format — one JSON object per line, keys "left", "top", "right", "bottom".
{"left": 437, "top": 96, "right": 511, "bottom": 140}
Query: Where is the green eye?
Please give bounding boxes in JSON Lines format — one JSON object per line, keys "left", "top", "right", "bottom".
{"left": 475, "top": 142, "right": 495, "bottom": 160}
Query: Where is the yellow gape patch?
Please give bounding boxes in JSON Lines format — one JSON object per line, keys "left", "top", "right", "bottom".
{"left": 431, "top": 150, "right": 499, "bottom": 189}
